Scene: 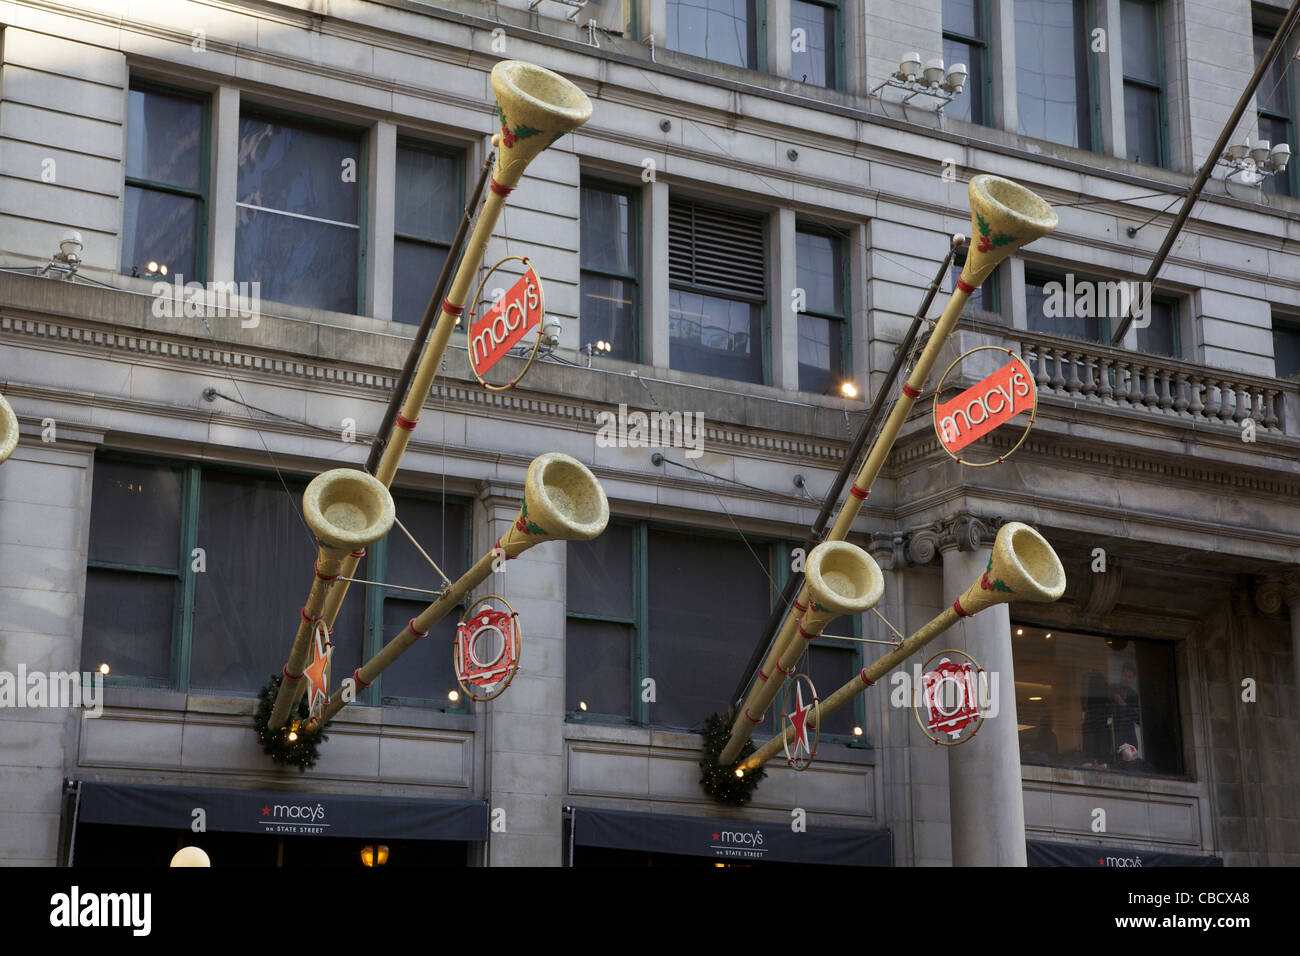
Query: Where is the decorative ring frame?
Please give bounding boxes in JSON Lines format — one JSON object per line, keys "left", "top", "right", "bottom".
{"left": 930, "top": 345, "right": 1037, "bottom": 467}
{"left": 911, "top": 648, "right": 986, "bottom": 747}
{"left": 466, "top": 255, "right": 547, "bottom": 392}
{"left": 780, "top": 672, "right": 821, "bottom": 771}
{"left": 454, "top": 594, "right": 522, "bottom": 702}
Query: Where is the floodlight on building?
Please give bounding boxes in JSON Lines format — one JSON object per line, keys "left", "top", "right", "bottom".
{"left": 943, "top": 62, "right": 968, "bottom": 94}
{"left": 923, "top": 58, "right": 946, "bottom": 87}
{"left": 1267, "top": 142, "right": 1291, "bottom": 172}
{"left": 853, "top": 726, "right": 863, "bottom": 737}
{"left": 1251, "top": 140, "right": 1272, "bottom": 166}
{"left": 840, "top": 381, "right": 859, "bottom": 399}
{"left": 895, "top": 52, "right": 921, "bottom": 82}
{"left": 542, "top": 320, "right": 563, "bottom": 348}
{"left": 448, "top": 690, "right": 460, "bottom": 702}
{"left": 39, "top": 230, "right": 83, "bottom": 279}
{"left": 99, "top": 663, "right": 110, "bottom": 675}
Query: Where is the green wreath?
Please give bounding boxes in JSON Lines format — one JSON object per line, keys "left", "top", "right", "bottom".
{"left": 253, "top": 674, "right": 328, "bottom": 771}
{"left": 699, "top": 712, "right": 767, "bottom": 806}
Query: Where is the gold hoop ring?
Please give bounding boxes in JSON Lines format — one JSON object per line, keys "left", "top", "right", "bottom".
{"left": 930, "top": 345, "right": 1037, "bottom": 467}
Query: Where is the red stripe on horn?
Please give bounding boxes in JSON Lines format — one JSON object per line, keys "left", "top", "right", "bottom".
{"left": 901, "top": 383, "right": 921, "bottom": 399}
{"left": 798, "top": 623, "right": 815, "bottom": 641}
{"left": 956, "top": 277, "right": 978, "bottom": 295}
{"left": 409, "top": 618, "right": 429, "bottom": 639}
{"left": 300, "top": 607, "right": 313, "bottom": 624}
{"left": 314, "top": 561, "right": 338, "bottom": 581}
{"left": 953, "top": 598, "right": 971, "bottom": 618}
{"left": 490, "top": 178, "right": 514, "bottom": 197}
{"left": 757, "top": 668, "right": 769, "bottom": 681}
{"left": 395, "top": 413, "right": 418, "bottom": 431}
{"left": 777, "top": 660, "right": 796, "bottom": 676}
{"left": 743, "top": 708, "right": 761, "bottom": 724}
{"left": 442, "top": 300, "right": 464, "bottom": 316}
{"left": 351, "top": 549, "right": 367, "bottom": 558}
{"left": 282, "top": 665, "right": 304, "bottom": 682}
{"left": 849, "top": 484, "right": 868, "bottom": 499}
{"left": 352, "top": 668, "right": 373, "bottom": 689}
{"left": 860, "top": 669, "right": 875, "bottom": 687}
{"left": 793, "top": 599, "right": 807, "bottom": 612}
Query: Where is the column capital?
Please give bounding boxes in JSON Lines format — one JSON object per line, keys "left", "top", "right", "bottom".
{"left": 1255, "top": 568, "right": 1300, "bottom": 615}
{"left": 868, "top": 531, "right": 905, "bottom": 571}
{"left": 905, "top": 512, "right": 1001, "bottom": 565}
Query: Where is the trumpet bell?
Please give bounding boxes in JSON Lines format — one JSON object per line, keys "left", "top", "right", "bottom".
{"left": 955, "top": 521, "right": 1066, "bottom": 617}
{"left": 491, "top": 60, "right": 593, "bottom": 188}
{"left": 960, "top": 174, "right": 1058, "bottom": 287}
{"left": 0, "top": 394, "right": 17, "bottom": 464}
{"left": 805, "top": 541, "right": 885, "bottom": 616}
{"left": 498, "top": 453, "right": 609, "bottom": 557}
{"left": 303, "top": 469, "right": 396, "bottom": 552}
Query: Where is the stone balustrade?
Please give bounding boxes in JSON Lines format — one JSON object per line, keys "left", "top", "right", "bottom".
{"left": 1012, "top": 330, "right": 1291, "bottom": 435}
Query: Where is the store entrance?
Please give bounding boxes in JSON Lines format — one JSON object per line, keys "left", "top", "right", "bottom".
{"left": 72, "top": 823, "right": 473, "bottom": 868}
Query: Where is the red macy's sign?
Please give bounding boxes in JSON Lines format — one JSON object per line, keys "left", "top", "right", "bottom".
{"left": 469, "top": 266, "right": 543, "bottom": 378}
{"left": 935, "top": 358, "right": 1034, "bottom": 453}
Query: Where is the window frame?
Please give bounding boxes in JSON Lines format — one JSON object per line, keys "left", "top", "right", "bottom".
{"left": 664, "top": 0, "right": 768, "bottom": 72}
{"left": 1119, "top": 0, "right": 1169, "bottom": 169}
{"left": 794, "top": 220, "right": 851, "bottom": 394}
{"left": 1255, "top": 21, "right": 1298, "bottom": 198}
{"left": 122, "top": 79, "right": 212, "bottom": 282}
{"left": 1272, "top": 310, "right": 1300, "bottom": 380}
{"left": 393, "top": 137, "right": 466, "bottom": 326}
{"left": 84, "top": 452, "right": 472, "bottom": 710}
{"left": 941, "top": 0, "right": 993, "bottom": 126}
{"left": 668, "top": 196, "right": 771, "bottom": 385}
{"left": 1024, "top": 266, "right": 1181, "bottom": 358}
{"left": 234, "top": 103, "right": 370, "bottom": 315}
{"left": 579, "top": 177, "right": 642, "bottom": 363}
{"left": 790, "top": 0, "right": 845, "bottom": 91}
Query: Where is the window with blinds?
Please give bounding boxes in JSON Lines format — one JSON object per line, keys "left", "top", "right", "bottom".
{"left": 668, "top": 198, "right": 767, "bottom": 383}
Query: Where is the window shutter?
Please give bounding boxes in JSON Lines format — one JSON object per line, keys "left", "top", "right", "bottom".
{"left": 669, "top": 199, "right": 766, "bottom": 299}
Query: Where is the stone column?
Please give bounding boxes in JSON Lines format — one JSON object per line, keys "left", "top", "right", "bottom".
{"left": 938, "top": 515, "right": 1027, "bottom": 866}
{"left": 1256, "top": 570, "right": 1300, "bottom": 701}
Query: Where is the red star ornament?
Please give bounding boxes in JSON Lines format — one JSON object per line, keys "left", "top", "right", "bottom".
{"left": 786, "top": 684, "right": 816, "bottom": 760}
{"left": 301, "top": 626, "right": 333, "bottom": 724}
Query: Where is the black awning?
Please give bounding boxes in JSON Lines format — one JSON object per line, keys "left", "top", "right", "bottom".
{"left": 1027, "top": 839, "right": 1222, "bottom": 867}
{"left": 572, "top": 805, "right": 891, "bottom": 866}
{"left": 77, "top": 781, "right": 488, "bottom": 842}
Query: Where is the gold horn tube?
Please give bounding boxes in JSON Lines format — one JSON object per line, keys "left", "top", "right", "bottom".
{"left": 0, "top": 394, "right": 18, "bottom": 464}
{"left": 267, "top": 469, "right": 395, "bottom": 730}
{"left": 740, "top": 521, "right": 1066, "bottom": 772}
{"left": 718, "top": 174, "right": 1057, "bottom": 768}
{"left": 316, "top": 453, "right": 609, "bottom": 726}
{"left": 297, "top": 61, "right": 592, "bottom": 654}
{"left": 733, "top": 542, "right": 883, "bottom": 735}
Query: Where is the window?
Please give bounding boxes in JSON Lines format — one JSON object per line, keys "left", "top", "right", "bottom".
{"left": 668, "top": 198, "right": 768, "bottom": 383}
{"left": 665, "top": 0, "right": 761, "bottom": 70}
{"left": 1120, "top": 0, "right": 1166, "bottom": 167}
{"left": 953, "top": 249, "right": 1001, "bottom": 316}
{"left": 235, "top": 110, "right": 363, "bottom": 314}
{"left": 580, "top": 182, "right": 640, "bottom": 361}
{"left": 80, "top": 456, "right": 469, "bottom": 710}
{"left": 1255, "top": 23, "right": 1297, "bottom": 198}
{"left": 566, "top": 525, "right": 867, "bottom": 736}
{"left": 1013, "top": 624, "right": 1183, "bottom": 776}
{"left": 121, "top": 83, "right": 208, "bottom": 280}
{"left": 1274, "top": 312, "right": 1300, "bottom": 380}
{"left": 796, "top": 225, "right": 849, "bottom": 394}
{"left": 943, "top": 0, "right": 990, "bottom": 125}
{"left": 1015, "top": 0, "right": 1094, "bottom": 150}
{"left": 1026, "top": 269, "right": 1179, "bottom": 356}
{"left": 393, "top": 141, "right": 463, "bottom": 325}
{"left": 791, "top": 0, "right": 841, "bottom": 89}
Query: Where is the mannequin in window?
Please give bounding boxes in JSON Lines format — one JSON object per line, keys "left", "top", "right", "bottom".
{"left": 1110, "top": 662, "right": 1142, "bottom": 764}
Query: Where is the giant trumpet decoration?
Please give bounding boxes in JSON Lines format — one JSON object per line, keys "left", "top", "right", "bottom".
{"left": 719, "top": 174, "right": 1058, "bottom": 767}
{"left": 741, "top": 521, "right": 1066, "bottom": 772}
{"left": 270, "top": 61, "right": 593, "bottom": 729}
{"left": 0, "top": 394, "right": 18, "bottom": 464}
{"left": 317, "top": 453, "right": 608, "bottom": 725}
{"left": 267, "top": 469, "right": 395, "bottom": 730}
{"left": 736, "top": 542, "right": 883, "bottom": 734}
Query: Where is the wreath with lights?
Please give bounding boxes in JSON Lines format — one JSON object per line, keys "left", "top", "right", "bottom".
{"left": 254, "top": 674, "right": 328, "bottom": 771}
{"left": 699, "top": 712, "right": 766, "bottom": 806}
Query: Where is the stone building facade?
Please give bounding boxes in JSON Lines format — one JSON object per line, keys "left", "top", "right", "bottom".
{"left": 0, "top": 0, "right": 1297, "bottom": 866}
